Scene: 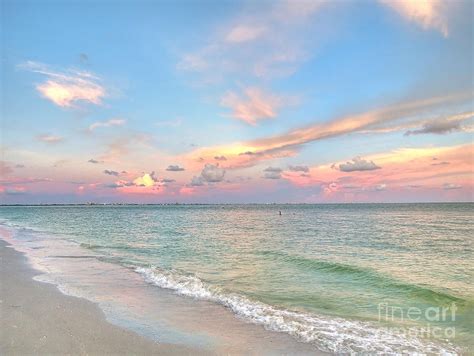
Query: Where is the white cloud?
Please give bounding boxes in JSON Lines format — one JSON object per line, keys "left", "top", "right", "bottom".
{"left": 19, "top": 61, "right": 106, "bottom": 108}
{"left": 89, "top": 119, "right": 126, "bottom": 131}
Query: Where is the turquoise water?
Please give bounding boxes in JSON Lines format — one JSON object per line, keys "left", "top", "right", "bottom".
{"left": 1, "top": 204, "right": 473, "bottom": 353}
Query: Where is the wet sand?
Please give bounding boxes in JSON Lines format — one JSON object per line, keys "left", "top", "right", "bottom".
{"left": 0, "top": 239, "right": 201, "bottom": 355}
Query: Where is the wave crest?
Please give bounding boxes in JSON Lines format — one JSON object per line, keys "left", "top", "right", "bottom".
{"left": 136, "top": 266, "right": 458, "bottom": 354}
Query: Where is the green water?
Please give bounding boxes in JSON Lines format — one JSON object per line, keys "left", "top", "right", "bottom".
{"left": 1, "top": 203, "right": 472, "bottom": 353}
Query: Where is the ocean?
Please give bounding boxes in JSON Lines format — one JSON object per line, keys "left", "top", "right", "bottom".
{"left": 1, "top": 203, "right": 472, "bottom": 354}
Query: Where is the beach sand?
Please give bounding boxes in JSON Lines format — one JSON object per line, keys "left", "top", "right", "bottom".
{"left": 0, "top": 239, "right": 201, "bottom": 355}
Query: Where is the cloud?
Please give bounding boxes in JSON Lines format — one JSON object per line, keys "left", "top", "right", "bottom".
{"left": 166, "top": 165, "right": 185, "bottom": 171}
{"left": 249, "top": 93, "right": 470, "bottom": 154}
{"left": 4, "top": 187, "right": 27, "bottom": 195}
{"left": 178, "top": 0, "right": 329, "bottom": 80}
{"left": 187, "top": 164, "right": 226, "bottom": 187}
{"left": 187, "top": 92, "right": 471, "bottom": 170}
{"left": 0, "top": 161, "right": 13, "bottom": 175}
{"left": 443, "top": 183, "right": 462, "bottom": 190}
{"left": 103, "top": 169, "right": 120, "bottom": 176}
{"left": 105, "top": 180, "right": 135, "bottom": 188}
{"left": 374, "top": 183, "right": 387, "bottom": 191}
{"left": 0, "top": 177, "right": 52, "bottom": 185}
{"left": 379, "top": 0, "right": 449, "bottom": 37}
{"left": 225, "top": 25, "right": 266, "bottom": 43}
{"left": 263, "top": 166, "right": 283, "bottom": 179}
{"left": 431, "top": 161, "right": 450, "bottom": 166}
{"left": 88, "top": 159, "right": 101, "bottom": 164}
{"left": 133, "top": 172, "right": 159, "bottom": 187}
{"left": 404, "top": 119, "right": 463, "bottom": 136}
{"left": 19, "top": 61, "right": 106, "bottom": 108}
{"left": 161, "top": 178, "right": 176, "bottom": 183}
{"left": 239, "top": 151, "right": 258, "bottom": 156}
{"left": 359, "top": 111, "right": 474, "bottom": 135}
{"left": 221, "top": 87, "right": 284, "bottom": 125}
{"left": 288, "top": 165, "right": 309, "bottom": 172}
{"left": 190, "top": 176, "right": 205, "bottom": 186}
{"left": 100, "top": 133, "right": 153, "bottom": 161}
{"left": 37, "top": 134, "right": 63, "bottom": 144}
{"left": 201, "top": 164, "right": 226, "bottom": 182}
{"left": 214, "top": 156, "right": 227, "bottom": 161}
{"left": 339, "top": 157, "right": 381, "bottom": 172}
{"left": 89, "top": 119, "right": 126, "bottom": 131}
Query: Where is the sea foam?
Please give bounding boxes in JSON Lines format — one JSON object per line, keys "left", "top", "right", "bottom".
{"left": 136, "top": 266, "right": 458, "bottom": 354}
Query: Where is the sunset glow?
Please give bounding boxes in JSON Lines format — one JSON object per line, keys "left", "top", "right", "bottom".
{"left": 1, "top": 0, "right": 472, "bottom": 204}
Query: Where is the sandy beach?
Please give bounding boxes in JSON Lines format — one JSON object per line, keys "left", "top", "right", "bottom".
{"left": 0, "top": 239, "right": 200, "bottom": 355}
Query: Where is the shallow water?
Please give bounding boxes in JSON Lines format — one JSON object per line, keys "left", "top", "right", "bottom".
{"left": 1, "top": 203, "right": 472, "bottom": 353}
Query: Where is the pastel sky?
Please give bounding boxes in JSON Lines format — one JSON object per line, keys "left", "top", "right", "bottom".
{"left": 1, "top": 0, "right": 473, "bottom": 204}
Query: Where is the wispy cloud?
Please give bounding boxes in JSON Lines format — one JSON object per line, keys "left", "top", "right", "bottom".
{"left": 187, "top": 92, "right": 471, "bottom": 169}
{"left": 177, "top": 0, "right": 329, "bottom": 80}
{"left": 19, "top": 61, "right": 106, "bottom": 108}
{"left": 89, "top": 119, "right": 126, "bottom": 132}
{"left": 2, "top": 187, "right": 27, "bottom": 195}
{"left": 379, "top": 0, "right": 449, "bottom": 37}
{"left": 37, "top": 134, "right": 64, "bottom": 144}
{"left": 225, "top": 25, "right": 266, "bottom": 43}
{"left": 221, "top": 87, "right": 285, "bottom": 125}
{"left": 403, "top": 112, "right": 473, "bottom": 136}
{"left": 443, "top": 183, "right": 462, "bottom": 190}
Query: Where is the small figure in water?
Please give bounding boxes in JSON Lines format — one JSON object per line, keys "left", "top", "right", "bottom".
{"left": 279, "top": 210, "right": 282, "bottom": 216}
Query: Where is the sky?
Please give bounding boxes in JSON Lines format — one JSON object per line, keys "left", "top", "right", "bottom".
{"left": 1, "top": 0, "right": 473, "bottom": 204}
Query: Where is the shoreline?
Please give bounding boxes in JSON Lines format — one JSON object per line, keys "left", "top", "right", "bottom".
{"left": 0, "top": 239, "right": 202, "bottom": 355}
{"left": 0, "top": 226, "right": 323, "bottom": 355}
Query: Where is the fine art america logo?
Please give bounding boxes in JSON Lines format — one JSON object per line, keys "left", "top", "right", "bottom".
{"left": 377, "top": 302, "right": 457, "bottom": 339}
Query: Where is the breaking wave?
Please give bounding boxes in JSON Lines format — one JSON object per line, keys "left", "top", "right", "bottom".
{"left": 136, "top": 266, "right": 458, "bottom": 354}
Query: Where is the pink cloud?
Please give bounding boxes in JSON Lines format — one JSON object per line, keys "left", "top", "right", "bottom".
{"left": 225, "top": 25, "right": 266, "bottom": 43}
{"left": 221, "top": 87, "right": 285, "bottom": 125}
{"left": 379, "top": 0, "right": 449, "bottom": 37}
